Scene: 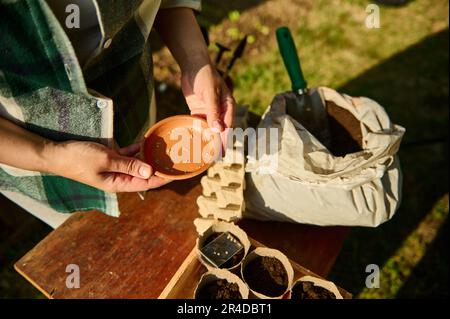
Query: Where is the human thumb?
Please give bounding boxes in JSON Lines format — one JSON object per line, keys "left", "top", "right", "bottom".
{"left": 108, "top": 155, "right": 152, "bottom": 179}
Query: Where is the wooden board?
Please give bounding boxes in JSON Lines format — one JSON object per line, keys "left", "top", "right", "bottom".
{"left": 162, "top": 238, "right": 351, "bottom": 299}
{"left": 14, "top": 177, "right": 202, "bottom": 299}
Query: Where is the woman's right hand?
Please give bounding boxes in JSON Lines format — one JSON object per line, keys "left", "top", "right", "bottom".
{"left": 50, "top": 140, "right": 170, "bottom": 193}
{"left": 1, "top": 116, "right": 167, "bottom": 193}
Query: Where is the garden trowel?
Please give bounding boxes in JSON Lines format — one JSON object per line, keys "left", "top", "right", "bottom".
{"left": 276, "top": 27, "right": 330, "bottom": 147}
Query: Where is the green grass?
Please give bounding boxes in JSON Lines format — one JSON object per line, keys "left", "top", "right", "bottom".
{"left": 229, "top": 0, "right": 449, "bottom": 115}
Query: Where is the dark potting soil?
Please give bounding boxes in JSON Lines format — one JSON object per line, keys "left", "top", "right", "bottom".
{"left": 202, "top": 232, "right": 245, "bottom": 269}
{"left": 325, "top": 101, "right": 363, "bottom": 157}
{"left": 243, "top": 256, "right": 288, "bottom": 297}
{"left": 291, "top": 281, "right": 336, "bottom": 299}
{"left": 196, "top": 279, "right": 242, "bottom": 299}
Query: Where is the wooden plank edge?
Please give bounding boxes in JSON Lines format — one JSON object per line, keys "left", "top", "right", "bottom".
{"left": 158, "top": 246, "right": 197, "bottom": 299}
{"left": 14, "top": 262, "right": 53, "bottom": 299}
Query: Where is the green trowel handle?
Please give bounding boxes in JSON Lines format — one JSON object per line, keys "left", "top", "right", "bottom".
{"left": 276, "top": 26, "right": 308, "bottom": 92}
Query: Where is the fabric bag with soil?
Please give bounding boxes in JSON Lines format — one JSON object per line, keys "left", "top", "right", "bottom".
{"left": 245, "top": 87, "right": 405, "bottom": 227}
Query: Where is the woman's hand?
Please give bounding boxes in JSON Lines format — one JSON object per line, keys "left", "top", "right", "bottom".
{"left": 0, "top": 116, "right": 169, "bottom": 193}
{"left": 155, "top": 8, "right": 235, "bottom": 132}
{"left": 181, "top": 62, "right": 235, "bottom": 131}
{"left": 51, "top": 141, "right": 170, "bottom": 193}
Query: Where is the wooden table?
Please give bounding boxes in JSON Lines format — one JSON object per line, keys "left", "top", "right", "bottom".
{"left": 14, "top": 176, "right": 349, "bottom": 299}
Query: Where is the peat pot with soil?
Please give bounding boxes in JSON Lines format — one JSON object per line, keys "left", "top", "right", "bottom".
{"left": 194, "top": 268, "right": 249, "bottom": 300}
{"left": 290, "top": 276, "right": 343, "bottom": 299}
{"left": 196, "top": 221, "right": 250, "bottom": 271}
{"left": 241, "top": 247, "right": 294, "bottom": 299}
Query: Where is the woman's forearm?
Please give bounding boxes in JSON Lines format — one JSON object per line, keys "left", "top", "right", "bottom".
{"left": 154, "top": 7, "right": 235, "bottom": 131}
{"left": 0, "top": 116, "right": 57, "bottom": 173}
{"left": 154, "top": 7, "right": 211, "bottom": 72}
{"left": 0, "top": 116, "right": 169, "bottom": 192}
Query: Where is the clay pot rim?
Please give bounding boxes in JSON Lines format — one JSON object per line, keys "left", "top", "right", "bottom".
{"left": 142, "top": 115, "right": 219, "bottom": 180}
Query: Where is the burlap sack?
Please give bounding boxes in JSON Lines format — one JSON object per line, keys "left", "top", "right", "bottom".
{"left": 245, "top": 87, "right": 405, "bottom": 227}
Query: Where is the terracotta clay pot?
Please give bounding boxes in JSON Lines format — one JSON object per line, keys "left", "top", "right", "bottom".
{"left": 142, "top": 115, "right": 221, "bottom": 180}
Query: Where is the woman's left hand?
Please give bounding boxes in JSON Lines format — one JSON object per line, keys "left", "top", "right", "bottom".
{"left": 154, "top": 8, "right": 235, "bottom": 135}
{"left": 181, "top": 62, "right": 235, "bottom": 132}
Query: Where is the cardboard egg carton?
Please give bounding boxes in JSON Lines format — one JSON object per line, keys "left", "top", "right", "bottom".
{"left": 196, "top": 105, "right": 247, "bottom": 222}
{"left": 200, "top": 175, "right": 244, "bottom": 207}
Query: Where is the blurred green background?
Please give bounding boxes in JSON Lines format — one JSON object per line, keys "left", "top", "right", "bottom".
{"left": 1, "top": 0, "right": 448, "bottom": 298}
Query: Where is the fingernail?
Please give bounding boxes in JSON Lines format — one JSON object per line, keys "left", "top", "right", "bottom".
{"left": 213, "top": 120, "right": 223, "bottom": 132}
{"left": 139, "top": 166, "right": 150, "bottom": 178}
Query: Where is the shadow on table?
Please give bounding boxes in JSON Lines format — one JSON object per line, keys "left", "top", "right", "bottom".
{"left": 328, "top": 29, "right": 449, "bottom": 297}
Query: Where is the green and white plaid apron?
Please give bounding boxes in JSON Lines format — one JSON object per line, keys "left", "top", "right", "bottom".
{"left": 0, "top": 0, "right": 201, "bottom": 218}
